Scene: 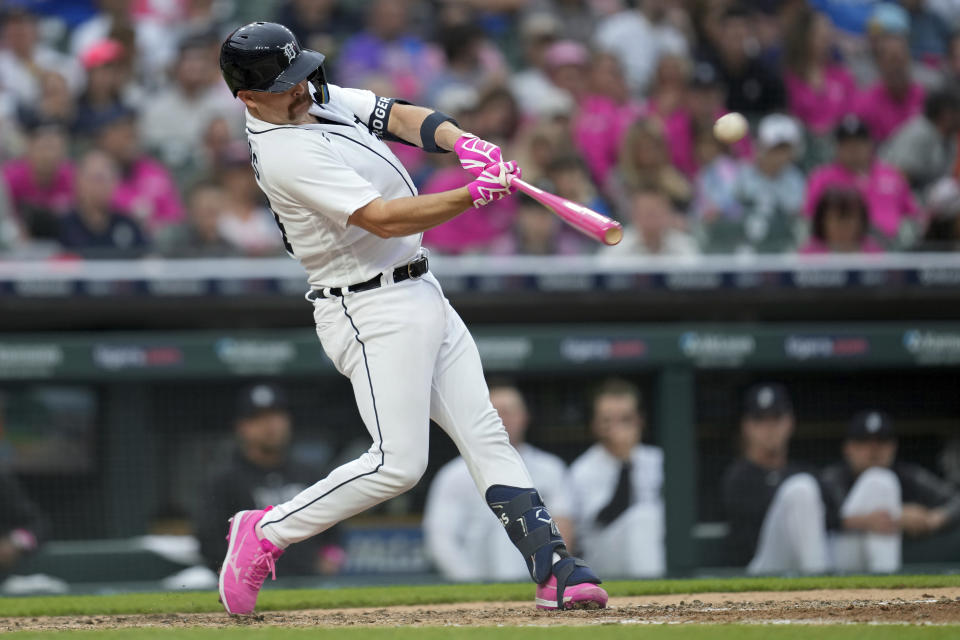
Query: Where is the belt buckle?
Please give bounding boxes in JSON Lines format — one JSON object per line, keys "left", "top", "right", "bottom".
{"left": 407, "top": 257, "right": 426, "bottom": 280}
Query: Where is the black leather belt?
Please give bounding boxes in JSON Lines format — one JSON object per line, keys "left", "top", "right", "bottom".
{"left": 309, "top": 255, "right": 429, "bottom": 299}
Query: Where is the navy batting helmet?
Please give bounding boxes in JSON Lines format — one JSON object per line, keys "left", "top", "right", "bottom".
{"left": 219, "top": 21, "right": 329, "bottom": 104}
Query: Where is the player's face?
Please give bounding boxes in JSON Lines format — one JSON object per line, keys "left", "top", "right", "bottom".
{"left": 741, "top": 414, "right": 794, "bottom": 455}
{"left": 593, "top": 393, "right": 642, "bottom": 460}
{"left": 490, "top": 387, "right": 528, "bottom": 446}
{"left": 844, "top": 439, "right": 897, "bottom": 475}
{"left": 240, "top": 80, "right": 313, "bottom": 124}
{"left": 238, "top": 410, "right": 292, "bottom": 457}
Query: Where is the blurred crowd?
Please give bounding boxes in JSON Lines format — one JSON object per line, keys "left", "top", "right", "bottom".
{"left": 3, "top": 0, "right": 960, "bottom": 260}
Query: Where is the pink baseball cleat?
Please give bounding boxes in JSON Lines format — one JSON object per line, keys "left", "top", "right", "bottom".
{"left": 218, "top": 508, "right": 284, "bottom": 615}
{"left": 535, "top": 574, "right": 609, "bottom": 610}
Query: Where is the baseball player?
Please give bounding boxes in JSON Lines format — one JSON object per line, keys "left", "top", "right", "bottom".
{"left": 820, "top": 411, "right": 960, "bottom": 573}
{"left": 721, "top": 383, "right": 830, "bottom": 574}
{"left": 215, "top": 22, "right": 607, "bottom": 614}
{"left": 569, "top": 378, "right": 665, "bottom": 578}
{"left": 423, "top": 383, "right": 574, "bottom": 582}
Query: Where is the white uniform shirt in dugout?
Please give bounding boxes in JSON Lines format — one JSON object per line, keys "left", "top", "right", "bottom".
{"left": 245, "top": 83, "right": 421, "bottom": 288}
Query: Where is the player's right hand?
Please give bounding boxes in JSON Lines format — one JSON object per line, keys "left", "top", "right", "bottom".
{"left": 467, "top": 161, "right": 521, "bottom": 209}
{"left": 455, "top": 134, "right": 503, "bottom": 177}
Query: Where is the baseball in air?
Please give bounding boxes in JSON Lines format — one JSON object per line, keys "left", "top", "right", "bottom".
{"left": 713, "top": 112, "right": 748, "bottom": 144}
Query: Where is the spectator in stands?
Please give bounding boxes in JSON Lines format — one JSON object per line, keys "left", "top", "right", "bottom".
{"left": 699, "top": 6, "right": 786, "bottom": 120}
{"left": 216, "top": 149, "right": 284, "bottom": 256}
{"left": 274, "top": 0, "right": 360, "bottom": 54}
{"left": 490, "top": 192, "right": 587, "bottom": 256}
{"left": 0, "top": 8, "right": 83, "bottom": 109}
{"left": 139, "top": 35, "right": 239, "bottom": 171}
{"left": 570, "top": 378, "right": 665, "bottom": 578}
{"left": 607, "top": 187, "right": 697, "bottom": 257}
{"left": 573, "top": 51, "right": 644, "bottom": 188}
{"left": 853, "top": 33, "right": 926, "bottom": 143}
{"left": 92, "top": 106, "right": 184, "bottom": 231}
{"left": 900, "top": 0, "right": 953, "bottom": 64}
{"left": 917, "top": 177, "right": 960, "bottom": 252}
{"left": 801, "top": 186, "right": 883, "bottom": 254}
{"left": 0, "top": 397, "right": 48, "bottom": 579}
{"left": 58, "top": 150, "right": 148, "bottom": 257}
{"left": 613, "top": 119, "right": 692, "bottom": 214}
{"left": 685, "top": 61, "right": 753, "bottom": 166}
{"left": 691, "top": 118, "right": 741, "bottom": 225}
{"left": 704, "top": 114, "right": 806, "bottom": 254}
{"left": 74, "top": 39, "right": 133, "bottom": 138}
{"left": 593, "top": 0, "right": 689, "bottom": 95}
{"left": 195, "top": 383, "right": 344, "bottom": 577}
{"left": 881, "top": 86, "right": 960, "bottom": 192}
{"left": 509, "top": 12, "right": 567, "bottom": 118}
{"left": 642, "top": 49, "right": 697, "bottom": 178}
{"left": 804, "top": 115, "right": 919, "bottom": 243}
{"left": 336, "top": 0, "right": 440, "bottom": 102}
{"left": 423, "top": 382, "right": 574, "bottom": 582}
{"left": 422, "top": 151, "right": 517, "bottom": 255}
{"left": 17, "top": 71, "right": 75, "bottom": 132}
{"left": 783, "top": 8, "right": 857, "bottom": 137}
{"left": 471, "top": 86, "right": 521, "bottom": 147}
{"left": 820, "top": 411, "right": 960, "bottom": 573}
{"left": 154, "top": 181, "right": 237, "bottom": 258}
{"left": 542, "top": 40, "right": 590, "bottom": 106}
{"left": 70, "top": 0, "right": 175, "bottom": 87}
{"left": 426, "top": 24, "right": 507, "bottom": 107}
{"left": 2, "top": 121, "right": 74, "bottom": 243}
{"left": 722, "top": 383, "right": 829, "bottom": 574}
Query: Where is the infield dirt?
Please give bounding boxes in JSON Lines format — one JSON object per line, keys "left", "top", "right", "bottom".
{"left": 2, "top": 587, "right": 959, "bottom": 631}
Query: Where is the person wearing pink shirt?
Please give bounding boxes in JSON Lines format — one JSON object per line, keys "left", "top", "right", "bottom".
{"left": 853, "top": 34, "right": 925, "bottom": 142}
{"left": 801, "top": 186, "right": 884, "bottom": 254}
{"left": 421, "top": 157, "right": 517, "bottom": 254}
{"left": 1, "top": 122, "right": 74, "bottom": 242}
{"left": 572, "top": 52, "right": 643, "bottom": 188}
{"left": 92, "top": 107, "right": 184, "bottom": 231}
{"left": 783, "top": 9, "right": 857, "bottom": 136}
{"left": 804, "top": 115, "right": 918, "bottom": 243}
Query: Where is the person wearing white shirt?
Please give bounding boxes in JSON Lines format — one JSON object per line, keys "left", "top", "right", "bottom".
{"left": 424, "top": 384, "right": 574, "bottom": 582}
{"left": 0, "top": 9, "right": 83, "bottom": 107}
{"left": 570, "top": 378, "right": 666, "bottom": 578}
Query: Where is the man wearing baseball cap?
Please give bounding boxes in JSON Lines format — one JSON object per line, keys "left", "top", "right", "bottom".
{"left": 722, "top": 383, "right": 829, "bottom": 574}
{"left": 194, "top": 384, "right": 344, "bottom": 577}
{"left": 820, "top": 411, "right": 960, "bottom": 573}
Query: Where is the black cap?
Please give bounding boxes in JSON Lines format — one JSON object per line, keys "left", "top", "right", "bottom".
{"left": 88, "top": 105, "right": 136, "bottom": 134}
{"left": 743, "top": 383, "right": 793, "bottom": 419}
{"left": 236, "top": 383, "right": 288, "bottom": 420}
{"left": 847, "top": 410, "right": 895, "bottom": 441}
{"left": 835, "top": 114, "right": 871, "bottom": 141}
{"left": 219, "top": 21, "right": 328, "bottom": 102}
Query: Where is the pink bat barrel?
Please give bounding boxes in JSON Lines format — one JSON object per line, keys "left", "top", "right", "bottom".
{"left": 511, "top": 177, "right": 623, "bottom": 246}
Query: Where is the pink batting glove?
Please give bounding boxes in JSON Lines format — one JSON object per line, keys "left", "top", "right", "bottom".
{"left": 467, "top": 161, "right": 521, "bottom": 208}
{"left": 455, "top": 134, "right": 503, "bottom": 177}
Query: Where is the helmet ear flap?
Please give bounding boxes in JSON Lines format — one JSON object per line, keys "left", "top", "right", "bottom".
{"left": 308, "top": 66, "right": 329, "bottom": 104}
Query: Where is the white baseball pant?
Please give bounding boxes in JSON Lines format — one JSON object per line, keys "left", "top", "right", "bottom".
{"left": 747, "top": 473, "right": 830, "bottom": 575}
{"left": 831, "top": 467, "right": 902, "bottom": 573}
{"left": 258, "top": 272, "right": 533, "bottom": 548}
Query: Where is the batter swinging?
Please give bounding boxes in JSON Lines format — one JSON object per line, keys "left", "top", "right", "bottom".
{"left": 216, "top": 22, "right": 607, "bottom": 614}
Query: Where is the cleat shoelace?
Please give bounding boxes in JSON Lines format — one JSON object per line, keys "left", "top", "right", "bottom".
{"left": 243, "top": 547, "right": 278, "bottom": 589}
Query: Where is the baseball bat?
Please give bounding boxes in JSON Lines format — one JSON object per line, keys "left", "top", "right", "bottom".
{"left": 511, "top": 177, "right": 623, "bottom": 246}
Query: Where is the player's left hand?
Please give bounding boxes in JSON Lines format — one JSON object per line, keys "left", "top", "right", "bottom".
{"left": 455, "top": 134, "right": 502, "bottom": 177}
{"left": 466, "top": 161, "right": 521, "bottom": 208}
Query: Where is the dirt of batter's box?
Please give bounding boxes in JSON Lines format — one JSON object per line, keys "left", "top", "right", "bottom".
{"left": 2, "top": 587, "right": 960, "bottom": 631}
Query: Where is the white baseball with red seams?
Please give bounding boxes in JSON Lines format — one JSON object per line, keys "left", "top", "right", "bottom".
{"left": 243, "top": 81, "right": 534, "bottom": 549}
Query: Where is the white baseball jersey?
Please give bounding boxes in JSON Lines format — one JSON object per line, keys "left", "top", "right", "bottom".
{"left": 245, "top": 83, "right": 421, "bottom": 288}
{"left": 569, "top": 443, "right": 666, "bottom": 577}
{"left": 423, "top": 444, "right": 572, "bottom": 582}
